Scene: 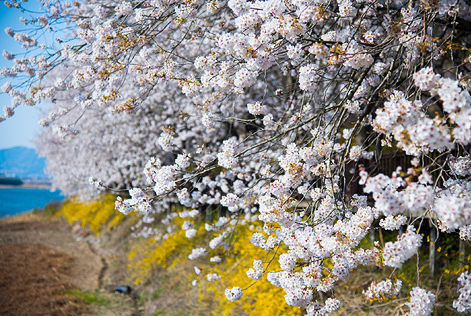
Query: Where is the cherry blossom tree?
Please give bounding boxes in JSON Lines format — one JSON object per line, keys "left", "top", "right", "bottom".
{"left": 2, "top": 0, "right": 471, "bottom": 314}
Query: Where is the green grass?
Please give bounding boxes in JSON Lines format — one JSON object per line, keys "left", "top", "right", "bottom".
{"left": 151, "top": 310, "right": 165, "bottom": 316}
{"left": 152, "top": 287, "right": 165, "bottom": 300}
{"left": 138, "top": 289, "right": 148, "bottom": 304}
{"left": 64, "top": 289, "right": 136, "bottom": 315}
{"left": 65, "top": 289, "right": 112, "bottom": 305}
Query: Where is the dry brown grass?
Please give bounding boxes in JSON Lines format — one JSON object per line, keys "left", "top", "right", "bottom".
{"left": 330, "top": 264, "right": 461, "bottom": 316}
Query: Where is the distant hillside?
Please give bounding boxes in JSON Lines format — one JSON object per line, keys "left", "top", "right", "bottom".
{"left": 0, "top": 147, "right": 49, "bottom": 180}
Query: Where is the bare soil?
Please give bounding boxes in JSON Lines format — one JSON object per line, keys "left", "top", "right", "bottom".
{"left": 0, "top": 213, "right": 135, "bottom": 316}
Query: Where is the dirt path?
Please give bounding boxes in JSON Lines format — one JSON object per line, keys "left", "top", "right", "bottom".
{"left": 0, "top": 214, "right": 136, "bottom": 315}
{"left": 0, "top": 219, "right": 103, "bottom": 290}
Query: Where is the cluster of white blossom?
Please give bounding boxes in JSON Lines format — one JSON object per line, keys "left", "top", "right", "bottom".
{"left": 305, "top": 298, "right": 341, "bottom": 316}
{"left": 207, "top": 273, "right": 222, "bottom": 282}
{"left": 362, "top": 168, "right": 434, "bottom": 216}
{"left": 246, "top": 259, "right": 264, "bottom": 280}
{"left": 380, "top": 215, "right": 408, "bottom": 231}
{"left": 363, "top": 279, "right": 402, "bottom": 301}
{"left": 405, "top": 287, "right": 435, "bottom": 316}
{"left": 460, "top": 225, "right": 471, "bottom": 242}
{"left": 116, "top": 188, "right": 152, "bottom": 214}
{"left": 182, "top": 221, "right": 197, "bottom": 238}
{"left": 374, "top": 68, "right": 471, "bottom": 156}
{"left": 189, "top": 248, "right": 207, "bottom": 260}
{"left": 434, "top": 179, "right": 471, "bottom": 231}
{"left": 383, "top": 227, "right": 422, "bottom": 268}
{"left": 217, "top": 139, "right": 239, "bottom": 169}
{"left": 454, "top": 271, "right": 471, "bottom": 313}
{"left": 225, "top": 287, "right": 243, "bottom": 302}
{"left": 450, "top": 156, "right": 471, "bottom": 177}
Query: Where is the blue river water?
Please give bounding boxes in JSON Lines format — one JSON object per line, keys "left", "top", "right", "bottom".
{"left": 0, "top": 188, "right": 64, "bottom": 217}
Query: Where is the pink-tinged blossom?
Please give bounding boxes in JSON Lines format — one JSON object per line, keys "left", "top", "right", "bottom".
{"left": 324, "top": 298, "right": 341, "bottom": 313}
{"left": 247, "top": 101, "right": 268, "bottom": 115}
{"left": 383, "top": 227, "right": 422, "bottom": 268}
{"left": 284, "top": 288, "right": 313, "bottom": 308}
{"left": 220, "top": 193, "right": 240, "bottom": 212}
{"left": 450, "top": 156, "right": 471, "bottom": 176}
{"left": 4, "top": 27, "right": 14, "bottom": 37}
{"left": 308, "top": 43, "right": 329, "bottom": 59}
{"left": 454, "top": 271, "right": 471, "bottom": 313}
{"left": 460, "top": 225, "right": 471, "bottom": 241}
{"left": 405, "top": 287, "right": 435, "bottom": 316}
{"left": 234, "top": 68, "right": 258, "bottom": 88}
{"left": 380, "top": 215, "right": 408, "bottom": 230}
{"left": 343, "top": 41, "right": 373, "bottom": 69}
{"left": 246, "top": 259, "right": 264, "bottom": 280}
{"left": 225, "top": 287, "right": 243, "bottom": 301}
{"left": 413, "top": 67, "right": 440, "bottom": 91}
{"left": 287, "top": 44, "right": 304, "bottom": 62}
{"left": 363, "top": 279, "right": 402, "bottom": 300}
{"left": 435, "top": 195, "right": 471, "bottom": 230}
{"left": 279, "top": 253, "right": 297, "bottom": 272}
{"left": 299, "top": 64, "right": 318, "bottom": 92}
{"left": 115, "top": 2, "right": 133, "bottom": 16}
{"left": 250, "top": 232, "right": 265, "bottom": 247}
{"left": 217, "top": 139, "right": 238, "bottom": 169}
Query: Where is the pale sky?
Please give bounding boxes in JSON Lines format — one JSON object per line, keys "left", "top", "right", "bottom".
{"left": 0, "top": 1, "right": 44, "bottom": 150}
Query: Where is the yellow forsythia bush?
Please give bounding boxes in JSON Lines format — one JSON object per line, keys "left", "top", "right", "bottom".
{"left": 128, "top": 214, "right": 300, "bottom": 316}
{"left": 59, "top": 194, "right": 125, "bottom": 233}
{"left": 128, "top": 216, "right": 210, "bottom": 284}
{"left": 201, "top": 224, "right": 301, "bottom": 316}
